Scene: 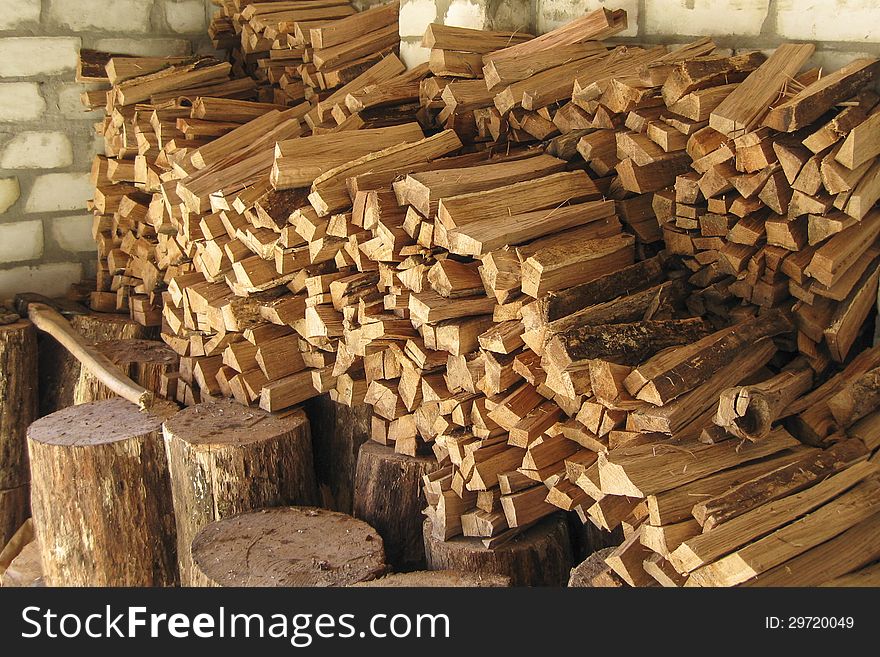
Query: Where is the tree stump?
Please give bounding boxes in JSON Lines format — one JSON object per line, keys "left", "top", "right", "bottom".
{"left": 0, "top": 320, "right": 37, "bottom": 548}
{"left": 304, "top": 395, "right": 372, "bottom": 512}
{"left": 39, "top": 312, "right": 154, "bottom": 415}
{"left": 74, "top": 339, "right": 178, "bottom": 404}
{"left": 190, "top": 507, "right": 386, "bottom": 587}
{"left": 351, "top": 570, "right": 510, "bottom": 587}
{"left": 353, "top": 442, "right": 439, "bottom": 571}
{"left": 163, "top": 399, "right": 319, "bottom": 585}
{"left": 27, "top": 398, "right": 178, "bottom": 586}
{"left": 423, "top": 516, "right": 572, "bottom": 586}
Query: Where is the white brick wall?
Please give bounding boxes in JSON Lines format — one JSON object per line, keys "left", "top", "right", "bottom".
{"left": 47, "top": 0, "right": 153, "bottom": 33}
{"left": 0, "top": 219, "right": 43, "bottom": 263}
{"left": 0, "top": 37, "right": 81, "bottom": 77}
{"left": 776, "top": 0, "right": 880, "bottom": 42}
{"left": 0, "top": 0, "right": 214, "bottom": 296}
{"left": 0, "top": 1, "right": 42, "bottom": 31}
{"left": 1, "top": 132, "right": 74, "bottom": 169}
{"left": 0, "top": 83, "right": 46, "bottom": 122}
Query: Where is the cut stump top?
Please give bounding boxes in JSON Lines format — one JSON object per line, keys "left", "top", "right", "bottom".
{"left": 163, "top": 398, "right": 308, "bottom": 447}
{"left": 27, "top": 397, "right": 168, "bottom": 446}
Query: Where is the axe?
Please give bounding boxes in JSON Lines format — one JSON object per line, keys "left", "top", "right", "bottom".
{"left": 14, "top": 293, "right": 172, "bottom": 411}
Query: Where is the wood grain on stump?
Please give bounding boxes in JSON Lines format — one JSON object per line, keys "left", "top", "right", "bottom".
{"left": 39, "top": 312, "right": 154, "bottom": 415}
{"left": 350, "top": 570, "right": 510, "bottom": 587}
{"left": 304, "top": 395, "right": 372, "bottom": 513}
{"left": 74, "top": 339, "right": 177, "bottom": 404}
{"left": 27, "top": 398, "right": 178, "bottom": 586}
{"left": 163, "top": 399, "right": 319, "bottom": 585}
{"left": 353, "top": 442, "right": 439, "bottom": 571}
{"left": 423, "top": 516, "right": 572, "bottom": 586}
{"left": 191, "top": 507, "right": 386, "bottom": 587}
{"left": 0, "top": 320, "right": 37, "bottom": 547}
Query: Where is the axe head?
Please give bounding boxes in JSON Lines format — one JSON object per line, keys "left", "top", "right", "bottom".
{"left": 14, "top": 293, "right": 89, "bottom": 318}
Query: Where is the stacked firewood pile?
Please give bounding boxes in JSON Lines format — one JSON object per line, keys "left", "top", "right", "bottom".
{"left": 209, "top": 0, "right": 402, "bottom": 121}
{"left": 79, "top": 3, "right": 880, "bottom": 586}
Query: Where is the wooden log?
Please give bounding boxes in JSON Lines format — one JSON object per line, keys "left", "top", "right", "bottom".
{"left": 713, "top": 360, "right": 814, "bottom": 441}
{"left": 190, "top": 507, "right": 386, "bottom": 587}
{"left": 163, "top": 399, "right": 318, "bottom": 585}
{"left": 423, "top": 515, "right": 571, "bottom": 586}
{"left": 0, "top": 321, "right": 37, "bottom": 548}
{"left": 568, "top": 547, "right": 626, "bottom": 587}
{"left": 692, "top": 439, "right": 869, "bottom": 531}
{"left": 39, "top": 312, "right": 155, "bottom": 415}
{"left": 73, "top": 338, "right": 177, "bottom": 404}
{"left": 353, "top": 442, "right": 440, "bottom": 571}
{"left": 305, "top": 394, "right": 372, "bottom": 513}
{"left": 0, "top": 520, "right": 43, "bottom": 587}
{"left": 27, "top": 398, "right": 178, "bottom": 586}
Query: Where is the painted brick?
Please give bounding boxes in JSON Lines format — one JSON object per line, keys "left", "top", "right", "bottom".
{"left": 0, "top": 0, "right": 42, "bottom": 30}
{"left": 490, "top": 0, "right": 532, "bottom": 33}
{"left": 444, "top": 0, "right": 488, "bottom": 29}
{"left": 645, "top": 0, "right": 770, "bottom": 38}
{"left": 24, "top": 173, "right": 92, "bottom": 213}
{"left": 400, "top": 0, "right": 440, "bottom": 38}
{"left": 47, "top": 0, "right": 153, "bottom": 33}
{"left": 48, "top": 215, "right": 95, "bottom": 253}
{"left": 777, "top": 1, "right": 880, "bottom": 42}
{"left": 163, "top": 0, "right": 209, "bottom": 33}
{"left": 537, "top": 0, "right": 638, "bottom": 37}
{"left": 0, "top": 262, "right": 83, "bottom": 298}
{"left": 400, "top": 39, "right": 432, "bottom": 68}
{"left": 93, "top": 37, "right": 192, "bottom": 57}
{"left": 0, "top": 83, "right": 46, "bottom": 122}
{"left": 0, "top": 178, "right": 21, "bottom": 215}
{"left": 1, "top": 132, "right": 74, "bottom": 169}
{"left": 0, "top": 38, "right": 80, "bottom": 78}
{"left": 0, "top": 220, "right": 44, "bottom": 264}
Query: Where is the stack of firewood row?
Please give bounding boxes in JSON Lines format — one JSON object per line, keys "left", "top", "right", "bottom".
{"left": 77, "top": 49, "right": 266, "bottom": 327}
{"left": 81, "top": 4, "right": 880, "bottom": 585}
{"left": 210, "top": 0, "right": 404, "bottom": 128}
{"left": 650, "top": 48, "right": 880, "bottom": 370}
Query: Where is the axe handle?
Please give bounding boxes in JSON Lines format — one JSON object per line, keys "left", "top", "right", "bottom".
{"left": 27, "top": 303, "right": 154, "bottom": 409}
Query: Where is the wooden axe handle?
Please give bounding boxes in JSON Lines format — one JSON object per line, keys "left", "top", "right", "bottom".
{"left": 27, "top": 303, "right": 154, "bottom": 409}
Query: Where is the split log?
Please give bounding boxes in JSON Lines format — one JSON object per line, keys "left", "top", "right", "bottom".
{"left": 568, "top": 547, "right": 626, "bottom": 587}
{"left": 0, "top": 521, "right": 42, "bottom": 587}
{"left": 353, "top": 442, "right": 440, "bottom": 571}
{"left": 305, "top": 394, "right": 373, "bottom": 512}
{"left": 190, "top": 507, "right": 386, "bottom": 587}
{"left": 73, "top": 339, "right": 177, "bottom": 404}
{"left": 423, "top": 516, "right": 571, "bottom": 586}
{"left": 27, "top": 398, "right": 178, "bottom": 586}
{"left": 713, "top": 359, "right": 814, "bottom": 441}
{"left": 0, "top": 321, "right": 37, "bottom": 548}
{"left": 163, "top": 399, "right": 318, "bottom": 585}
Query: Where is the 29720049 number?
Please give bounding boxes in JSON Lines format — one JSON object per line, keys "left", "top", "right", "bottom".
{"left": 765, "top": 617, "right": 855, "bottom": 629}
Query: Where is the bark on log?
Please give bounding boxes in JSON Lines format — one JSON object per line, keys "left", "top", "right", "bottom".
{"left": 353, "top": 442, "right": 440, "bottom": 571}
{"left": 0, "top": 320, "right": 37, "bottom": 548}
{"left": 190, "top": 507, "right": 386, "bottom": 587}
{"left": 545, "top": 318, "right": 714, "bottom": 368}
{"left": 39, "top": 313, "right": 154, "bottom": 415}
{"left": 163, "top": 399, "right": 319, "bottom": 585}
{"left": 74, "top": 339, "right": 177, "bottom": 404}
{"left": 304, "top": 394, "right": 372, "bottom": 512}
{"left": 27, "top": 398, "right": 178, "bottom": 586}
{"left": 423, "top": 515, "right": 572, "bottom": 586}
